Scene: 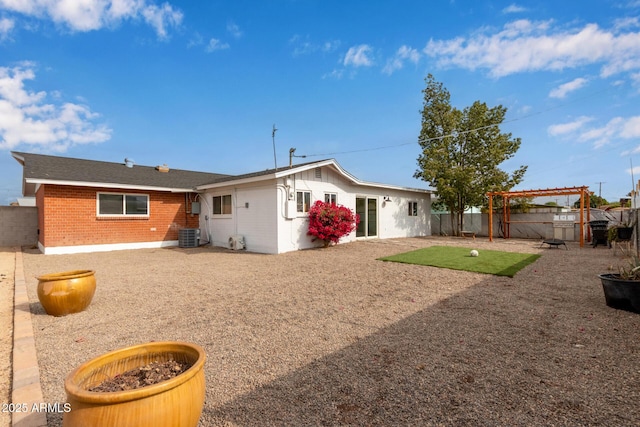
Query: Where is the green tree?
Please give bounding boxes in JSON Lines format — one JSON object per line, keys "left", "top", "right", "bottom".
{"left": 414, "top": 74, "right": 527, "bottom": 235}
{"left": 573, "top": 195, "right": 608, "bottom": 208}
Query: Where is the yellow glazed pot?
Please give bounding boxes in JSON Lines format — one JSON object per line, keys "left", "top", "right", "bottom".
{"left": 37, "top": 270, "right": 96, "bottom": 316}
{"left": 63, "top": 341, "right": 206, "bottom": 427}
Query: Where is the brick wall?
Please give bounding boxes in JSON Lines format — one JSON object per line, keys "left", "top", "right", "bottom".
{"left": 0, "top": 206, "right": 38, "bottom": 247}
{"left": 40, "top": 185, "right": 199, "bottom": 248}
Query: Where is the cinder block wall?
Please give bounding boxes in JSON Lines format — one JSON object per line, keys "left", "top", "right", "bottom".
{"left": 40, "top": 185, "right": 199, "bottom": 248}
{"left": 0, "top": 206, "right": 38, "bottom": 247}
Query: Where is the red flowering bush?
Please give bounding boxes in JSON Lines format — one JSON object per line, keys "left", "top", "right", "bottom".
{"left": 307, "top": 200, "right": 359, "bottom": 247}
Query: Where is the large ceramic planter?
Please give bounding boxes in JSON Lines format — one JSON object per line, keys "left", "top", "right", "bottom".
{"left": 63, "top": 341, "right": 206, "bottom": 427}
{"left": 598, "top": 274, "right": 640, "bottom": 314}
{"left": 37, "top": 270, "right": 96, "bottom": 316}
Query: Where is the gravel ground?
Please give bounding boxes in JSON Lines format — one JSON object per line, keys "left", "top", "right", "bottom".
{"left": 22, "top": 237, "right": 640, "bottom": 426}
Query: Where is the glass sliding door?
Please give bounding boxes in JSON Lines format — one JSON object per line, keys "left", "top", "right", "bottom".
{"left": 356, "top": 197, "right": 377, "bottom": 238}
{"left": 356, "top": 197, "right": 366, "bottom": 237}
{"left": 367, "top": 198, "right": 377, "bottom": 237}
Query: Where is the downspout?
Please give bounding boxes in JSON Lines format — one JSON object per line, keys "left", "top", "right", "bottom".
{"left": 195, "top": 193, "right": 212, "bottom": 244}
{"left": 233, "top": 188, "right": 239, "bottom": 237}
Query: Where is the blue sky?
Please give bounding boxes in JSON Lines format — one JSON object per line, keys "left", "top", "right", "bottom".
{"left": 1, "top": 1, "right": 640, "bottom": 206}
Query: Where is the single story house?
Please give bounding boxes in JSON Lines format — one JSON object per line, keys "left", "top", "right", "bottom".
{"left": 11, "top": 151, "right": 432, "bottom": 254}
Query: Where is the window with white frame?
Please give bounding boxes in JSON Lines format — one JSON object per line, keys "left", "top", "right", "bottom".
{"left": 408, "top": 201, "right": 418, "bottom": 217}
{"left": 97, "top": 193, "right": 149, "bottom": 216}
{"left": 297, "top": 191, "right": 311, "bottom": 213}
{"left": 213, "top": 194, "right": 232, "bottom": 215}
{"left": 324, "top": 193, "right": 337, "bottom": 205}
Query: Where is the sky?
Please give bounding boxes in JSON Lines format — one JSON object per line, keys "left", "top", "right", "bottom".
{"left": 1, "top": 0, "right": 640, "bottom": 206}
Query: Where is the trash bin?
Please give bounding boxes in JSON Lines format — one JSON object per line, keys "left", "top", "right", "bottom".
{"left": 589, "top": 220, "right": 609, "bottom": 248}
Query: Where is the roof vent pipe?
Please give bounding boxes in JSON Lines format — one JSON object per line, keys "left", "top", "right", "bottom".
{"left": 124, "top": 158, "right": 135, "bottom": 168}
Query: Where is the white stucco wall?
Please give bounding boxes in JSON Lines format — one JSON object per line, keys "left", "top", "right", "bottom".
{"left": 200, "top": 164, "right": 431, "bottom": 254}
{"left": 372, "top": 189, "right": 431, "bottom": 239}
{"left": 200, "top": 182, "right": 278, "bottom": 253}
{"left": 275, "top": 166, "right": 431, "bottom": 253}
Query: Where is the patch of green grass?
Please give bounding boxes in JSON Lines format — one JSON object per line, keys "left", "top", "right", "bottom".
{"left": 378, "top": 245, "right": 541, "bottom": 277}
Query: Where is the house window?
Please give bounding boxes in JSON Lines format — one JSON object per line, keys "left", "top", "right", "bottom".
{"left": 297, "top": 191, "right": 311, "bottom": 213}
{"left": 98, "top": 193, "right": 149, "bottom": 216}
{"left": 324, "top": 193, "right": 337, "bottom": 205}
{"left": 213, "top": 195, "right": 232, "bottom": 215}
{"left": 408, "top": 201, "right": 418, "bottom": 217}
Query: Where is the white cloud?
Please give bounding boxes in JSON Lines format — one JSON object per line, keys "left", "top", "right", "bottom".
{"left": 579, "top": 117, "right": 625, "bottom": 148}
{"left": 289, "top": 34, "right": 340, "bottom": 56}
{"left": 343, "top": 44, "right": 374, "bottom": 67}
{"left": 0, "top": 64, "right": 111, "bottom": 152}
{"left": 548, "top": 116, "right": 593, "bottom": 136}
{"left": 552, "top": 115, "right": 640, "bottom": 149}
{"left": 502, "top": 4, "right": 528, "bottom": 14}
{"left": 0, "top": 16, "right": 14, "bottom": 40}
{"left": 141, "top": 3, "right": 182, "bottom": 39}
{"left": 424, "top": 19, "right": 640, "bottom": 78}
{"left": 227, "top": 21, "right": 242, "bottom": 38}
{"left": 614, "top": 17, "right": 639, "bottom": 30}
{"left": 321, "top": 69, "right": 344, "bottom": 80}
{"left": 549, "top": 115, "right": 640, "bottom": 149}
{"left": 382, "top": 45, "right": 420, "bottom": 75}
{"left": 549, "top": 77, "right": 589, "bottom": 98}
{"left": 187, "top": 32, "right": 203, "bottom": 48}
{"left": 205, "top": 38, "right": 229, "bottom": 52}
{"left": 322, "top": 40, "right": 340, "bottom": 53}
{"left": 0, "top": 0, "right": 183, "bottom": 39}
{"left": 620, "top": 116, "right": 640, "bottom": 138}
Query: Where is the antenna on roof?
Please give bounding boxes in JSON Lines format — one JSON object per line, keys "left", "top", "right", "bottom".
{"left": 272, "top": 124, "right": 278, "bottom": 169}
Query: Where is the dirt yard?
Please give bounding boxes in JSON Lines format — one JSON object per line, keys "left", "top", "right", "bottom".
{"left": 18, "top": 237, "right": 640, "bottom": 426}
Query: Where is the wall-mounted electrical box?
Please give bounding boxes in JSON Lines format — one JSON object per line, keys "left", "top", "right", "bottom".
{"left": 285, "top": 200, "right": 297, "bottom": 219}
{"left": 191, "top": 202, "right": 201, "bottom": 214}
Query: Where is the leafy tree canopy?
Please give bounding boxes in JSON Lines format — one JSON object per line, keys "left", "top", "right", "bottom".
{"left": 573, "top": 195, "right": 609, "bottom": 208}
{"left": 414, "top": 74, "right": 527, "bottom": 234}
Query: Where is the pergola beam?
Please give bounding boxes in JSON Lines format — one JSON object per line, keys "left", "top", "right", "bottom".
{"left": 487, "top": 186, "right": 591, "bottom": 247}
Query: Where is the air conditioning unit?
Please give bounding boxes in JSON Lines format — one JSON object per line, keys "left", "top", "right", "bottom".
{"left": 228, "top": 235, "right": 245, "bottom": 250}
{"left": 178, "top": 228, "right": 200, "bottom": 248}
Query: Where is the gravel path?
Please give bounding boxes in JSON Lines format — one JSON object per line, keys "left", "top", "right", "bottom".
{"left": 0, "top": 249, "right": 13, "bottom": 427}
{"left": 22, "top": 237, "right": 640, "bottom": 426}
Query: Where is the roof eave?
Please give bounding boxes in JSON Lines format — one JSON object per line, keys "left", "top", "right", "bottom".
{"left": 196, "top": 173, "right": 279, "bottom": 190}
{"left": 25, "top": 179, "right": 195, "bottom": 193}
{"left": 11, "top": 152, "right": 25, "bottom": 166}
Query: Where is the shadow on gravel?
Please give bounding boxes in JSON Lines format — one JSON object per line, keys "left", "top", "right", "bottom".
{"left": 205, "top": 265, "right": 640, "bottom": 426}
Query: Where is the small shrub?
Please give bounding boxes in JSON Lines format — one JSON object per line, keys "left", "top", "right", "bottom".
{"left": 307, "top": 201, "right": 359, "bottom": 247}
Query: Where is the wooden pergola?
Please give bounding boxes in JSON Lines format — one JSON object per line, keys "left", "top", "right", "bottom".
{"left": 487, "top": 186, "right": 591, "bottom": 247}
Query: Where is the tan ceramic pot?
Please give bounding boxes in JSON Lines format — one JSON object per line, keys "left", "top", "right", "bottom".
{"left": 37, "top": 270, "right": 96, "bottom": 316}
{"left": 63, "top": 341, "right": 206, "bottom": 427}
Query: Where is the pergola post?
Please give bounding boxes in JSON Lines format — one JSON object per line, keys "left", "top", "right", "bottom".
{"left": 579, "top": 188, "right": 585, "bottom": 247}
{"left": 488, "top": 194, "right": 493, "bottom": 242}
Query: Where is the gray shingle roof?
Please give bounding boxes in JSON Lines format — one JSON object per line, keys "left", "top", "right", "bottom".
{"left": 12, "top": 152, "right": 231, "bottom": 191}
{"left": 206, "top": 159, "right": 332, "bottom": 184}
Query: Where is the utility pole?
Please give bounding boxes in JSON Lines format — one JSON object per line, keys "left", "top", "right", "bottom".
{"left": 272, "top": 124, "right": 278, "bottom": 169}
{"left": 595, "top": 181, "right": 606, "bottom": 198}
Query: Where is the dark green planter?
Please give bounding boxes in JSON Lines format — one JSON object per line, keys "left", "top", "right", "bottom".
{"left": 598, "top": 274, "right": 640, "bottom": 314}
{"left": 616, "top": 227, "right": 633, "bottom": 241}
